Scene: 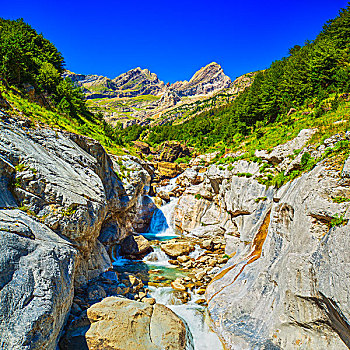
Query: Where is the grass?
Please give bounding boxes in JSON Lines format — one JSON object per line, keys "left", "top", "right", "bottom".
{"left": 254, "top": 196, "right": 267, "bottom": 203}
{"left": 15, "top": 163, "right": 27, "bottom": 172}
{"left": 330, "top": 214, "right": 348, "bottom": 228}
{"left": 236, "top": 172, "right": 253, "bottom": 178}
{"left": 61, "top": 205, "right": 78, "bottom": 217}
{"left": 0, "top": 83, "right": 131, "bottom": 156}
{"left": 332, "top": 196, "right": 350, "bottom": 203}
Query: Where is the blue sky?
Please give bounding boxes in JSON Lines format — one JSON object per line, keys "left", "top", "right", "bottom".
{"left": 2, "top": 0, "right": 348, "bottom": 82}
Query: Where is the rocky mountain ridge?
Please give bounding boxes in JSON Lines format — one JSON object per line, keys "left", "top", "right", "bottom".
{"left": 66, "top": 62, "right": 230, "bottom": 99}
{"left": 66, "top": 63, "right": 253, "bottom": 128}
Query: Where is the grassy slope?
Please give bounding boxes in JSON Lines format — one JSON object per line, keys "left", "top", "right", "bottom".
{"left": 0, "top": 83, "right": 140, "bottom": 156}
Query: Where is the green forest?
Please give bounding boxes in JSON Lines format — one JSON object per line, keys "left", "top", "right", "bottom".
{"left": 119, "top": 4, "right": 350, "bottom": 150}
{"left": 1, "top": 5, "right": 350, "bottom": 154}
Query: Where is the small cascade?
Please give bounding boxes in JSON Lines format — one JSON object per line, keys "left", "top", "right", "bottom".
{"left": 143, "top": 197, "right": 179, "bottom": 241}
{"left": 157, "top": 176, "right": 178, "bottom": 193}
{"left": 168, "top": 305, "right": 223, "bottom": 350}
{"left": 189, "top": 244, "right": 205, "bottom": 260}
{"left": 109, "top": 182, "right": 224, "bottom": 349}
{"left": 143, "top": 246, "right": 171, "bottom": 267}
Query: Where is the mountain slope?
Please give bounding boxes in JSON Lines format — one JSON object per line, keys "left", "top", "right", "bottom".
{"left": 171, "top": 62, "right": 231, "bottom": 96}
{"left": 71, "top": 63, "right": 254, "bottom": 128}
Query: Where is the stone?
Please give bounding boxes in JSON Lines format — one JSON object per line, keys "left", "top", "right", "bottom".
{"left": 0, "top": 118, "right": 158, "bottom": 348}
{"left": 195, "top": 271, "right": 206, "bottom": 280}
{"left": 0, "top": 210, "right": 77, "bottom": 350}
{"left": 142, "top": 297, "right": 156, "bottom": 305}
{"left": 87, "top": 284, "right": 107, "bottom": 302}
{"left": 177, "top": 255, "right": 190, "bottom": 263}
{"left": 207, "top": 162, "right": 350, "bottom": 349}
{"left": 160, "top": 241, "right": 195, "bottom": 258}
{"left": 201, "top": 239, "right": 213, "bottom": 250}
{"left": 157, "top": 141, "right": 191, "bottom": 162}
{"left": 133, "top": 141, "right": 150, "bottom": 154}
{"left": 156, "top": 161, "right": 183, "bottom": 178}
{"left": 158, "top": 190, "right": 170, "bottom": 202}
{"left": 120, "top": 234, "right": 152, "bottom": 256}
{"left": 171, "top": 279, "right": 188, "bottom": 292}
{"left": 60, "top": 297, "right": 192, "bottom": 350}
{"left": 341, "top": 155, "right": 350, "bottom": 178}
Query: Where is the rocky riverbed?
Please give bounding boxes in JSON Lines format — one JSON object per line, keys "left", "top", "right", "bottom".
{"left": 1, "top": 116, "right": 350, "bottom": 350}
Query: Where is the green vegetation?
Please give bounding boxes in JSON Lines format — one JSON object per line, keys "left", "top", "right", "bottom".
{"left": 254, "top": 197, "right": 267, "bottom": 203}
{"left": 330, "top": 213, "right": 348, "bottom": 227}
{"left": 332, "top": 196, "right": 350, "bottom": 203}
{"left": 0, "top": 18, "right": 130, "bottom": 155}
{"left": 18, "top": 205, "right": 37, "bottom": 217}
{"left": 236, "top": 172, "right": 253, "bottom": 178}
{"left": 194, "top": 194, "right": 202, "bottom": 200}
{"left": 174, "top": 155, "right": 191, "bottom": 164}
{"left": 61, "top": 205, "right": 77, "bottom": 217}
{"left": 119, "top": 5, "right": 350, "bottom": 155}
{"left": 15, "top": 163, "right": 27, "bottom": 172}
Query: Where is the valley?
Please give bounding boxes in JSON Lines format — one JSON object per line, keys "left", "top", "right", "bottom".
{"left": 1, "top": 5, "right": 350, "bottom": 350}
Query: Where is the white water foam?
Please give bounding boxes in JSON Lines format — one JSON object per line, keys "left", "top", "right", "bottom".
{"left": 143, "top": 246, "right": 172, "bottom": 267}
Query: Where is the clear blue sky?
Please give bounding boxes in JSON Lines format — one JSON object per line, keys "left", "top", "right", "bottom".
{"left": 2, "top": 0, "right": 348, "bottom": 83}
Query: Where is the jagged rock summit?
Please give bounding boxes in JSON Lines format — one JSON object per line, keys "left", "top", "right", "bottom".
{"left": 65, "top": 62, "right": 239, "bottom": 128}
{"left": 171, "top": 62, "right": 231, "bottom": 96}
{"left": 65, "top": 67, "right": 165, "bottom": 98}
{"left": 65, "top": 62, "right": 231, "bottom": 99}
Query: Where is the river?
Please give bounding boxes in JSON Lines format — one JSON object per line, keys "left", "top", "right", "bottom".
{"left": 112, "top": 180, "right": 224, "bottom": 350}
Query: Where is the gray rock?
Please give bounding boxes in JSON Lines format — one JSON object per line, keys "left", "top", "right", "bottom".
{"left": 0, "top": 119, "right": 153, "bottom": 349}
{"left": 207, "top": 162, "right": 350, "bottom": 349}
{"left": 341, "top": 155, "right": 350, "bottom": 178}
{"left": 0, "top": 210, "right": 77, "bottom": 350}
{"left": 255, "top": 128, "right": 317, "bottom": 164}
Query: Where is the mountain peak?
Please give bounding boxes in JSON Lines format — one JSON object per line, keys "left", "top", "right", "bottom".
{"left": 171, "top": 62, "right": 231, "bottom": 97}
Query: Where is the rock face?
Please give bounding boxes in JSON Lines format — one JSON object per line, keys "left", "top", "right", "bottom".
{"left": 65, "top": 68, "right": 165, "bottom": 99}
{"left": 167, "top": 130, "right": 350, "bottom": 349}
{"left": 66, "top": 62, "right": 231, "bottom": 100}
{"left": 0, "top": 210, "right": 77, "bottom": 350}
{"left": 0, "top": 117, "right": 153, "bottom": 349}
{"left": 156, "top": 141, "right": 191, "bottom": 162}
{"left": 66, "top": 62, "right": 238, "bottom": 129}
{"left": 171, "top": 62, "right": 231, "bottom": 97}
{"left": 60, "top": 296, "right": 192, "bottom": 350}
{"left": 206, "top": 160, "right": 350, "bottom": 349}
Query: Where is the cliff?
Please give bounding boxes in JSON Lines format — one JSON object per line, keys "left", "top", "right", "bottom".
{"left": 0, "top": 115, "right": 155, "bottom": 349}
{"left": 163, "top": 130, "right": 350, "bottom": 349}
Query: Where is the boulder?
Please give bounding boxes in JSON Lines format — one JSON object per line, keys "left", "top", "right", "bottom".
{"left": 171, "top": 279, "right": 187, "bottom": 292}
{"left": 160, "top": 241, "right": 194, "bottom": 258}
{"left": 133, "top": 141, "right": 150, "bottom": 154}
{"left": 155, "top": 162, "right": 183, "bottom": 178}
{"left": 60, "top": 296, "right": 192, "bottom": 350}
{"left": 120, "top": 234, "right": 152, "bottom": 256}
{"left": 157, "top": 141, "right": 190, "bottom": 162}
{"left": 0, "top": 210, "right": 77, "bottom": 350}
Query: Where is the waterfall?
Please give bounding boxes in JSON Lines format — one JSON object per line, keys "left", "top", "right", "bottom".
{"left": 142, "top": 197, "right": 179, "bottom": 241}
{"left": 143, "top": 246, "right": 172, "bottom": 267}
